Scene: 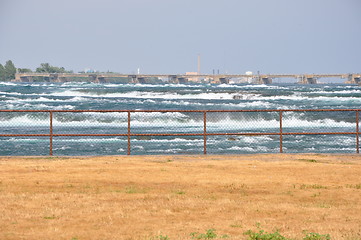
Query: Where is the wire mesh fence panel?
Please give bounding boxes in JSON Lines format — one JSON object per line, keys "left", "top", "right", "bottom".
{"left": 0, "top": 109, "right": 360, "bottom": 155}
{"left": 357, "top": 111, "right": 360, "bottom": 153}
{"left": 282, "top": 110, "right": 356, "bottom": 133}
{"left": 206, "top": 135, "right": 280, "bottom": 154}
{"left": 52, "top": 112, "right": 128, "bottom": 135}
{"left": 130, "top": 136, "right": 204, "bottom": 155}
{"left": 206, "top": 111, "right": 280, "bottom": 134}
{"left": 282, "top": 135, "right": 357, "bottom": 153}
{"left": 53, "top": 136, "right": 128, "bottom": 155}
{"left": 130, "top": 111, "right": 204, "bottom": 135}
{"left": 0, "top": 112, "right": 50, "bottom": 135}
{"left": 0, "top": 137, "right": 50, "bottom": 156}
{"left": 0, "top": 112, "right": 50, "bottom": 155}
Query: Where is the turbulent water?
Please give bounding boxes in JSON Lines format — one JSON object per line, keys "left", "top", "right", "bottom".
{"left": 0, "top": 81, "right": 360, "bottom": 155}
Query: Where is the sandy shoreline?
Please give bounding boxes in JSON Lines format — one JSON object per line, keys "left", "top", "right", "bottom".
{"left": 1, "top": 154, "right": 361, "bottom": 239}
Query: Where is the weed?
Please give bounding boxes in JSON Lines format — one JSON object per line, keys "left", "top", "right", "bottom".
{"left": 243, "top": 229, "right": 289, "bottom": 240}
{"left": 43, "top": 215, "right": 56, "bottom": 220}
{"left": 345, "top": 184, "right": 361, "bottom": 189}
{"left": 303, "top": 232, "right": 331, "bottom": 240}
{"left": 284, "top": 191, "right": 294, "bottom": 196}
{"left": 316, "top": 203, "right": 331, "bottom": 208}
{"left": 224, "top": 183, "right": 248, "bottom": 195}
{"left": 311, "top": 192, "right": 321, "bottom": 198}
{"left": 124, "top": 185, "right": 146, "bottom": 194}
{"left": 298, "top": 159, "right": 318, "bottom": 163}
{"left": 190, "top": 229, "right": 228, "bottom": 239}
{"left": 153, "top": 235, "right": 170, "bottom": 240}
{"left": 230, "top": 223, "right": 242, "bottom": 228}
{"left": 174, "top": 190, "right": 186, "bottom": 195}
{"left": 244, "top": 227, "right": 331, "bottom": 240}
{"left": 300, "top": 184, "right": 328, "bottom": 189}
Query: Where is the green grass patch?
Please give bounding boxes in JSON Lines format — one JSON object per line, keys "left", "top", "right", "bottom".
{"left": 244, "top": 224, "right": 331, "bottom": 240}
{"left": 149, "top": 228, "right": 331, "bottom": 240}
{"left": 174, "top": 190, "right": 186, "bottom": 195}
{"left": 244, "top": 229, "right": 289, "bottom": 240}
{"left": 298, "top": 159, "right": 318, "bottom": 163}
{"left": 315, "top": 203, "right": 331, "bottom": 208}
{"left": 124, "top": 185, "right": 147, "bottom": 194}
{"left": 230, "top": 223, "right": 243, "bottom": 228}
{"left": 311, "top": 192, "right": 321, "bottom": 198}
{"left": 190, "top": 229, "right": 229, "bottom": 239}
{"left": 300, "top": 184, "right": 328, "bottom": 190}
{"left": 303, "top": 232, "right": 330, "bottom": 240}
{"left": 152, "top": 235, "right": 170, "bottom": 240}
{"left": 345, "top": 184, "right": 361, "bottom": 189}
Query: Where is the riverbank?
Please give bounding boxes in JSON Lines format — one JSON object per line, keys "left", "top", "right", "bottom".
{"left": 0, "top": 154, "right": 360, "bottom": 239}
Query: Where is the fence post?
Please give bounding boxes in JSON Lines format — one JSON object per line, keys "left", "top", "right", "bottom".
{"left": 279, "top": 110, "right": 283, "bottom": 153}
{"left": 127, "top": 111, "right": 131, "bottom": 155}
{"left": 357, "top": 111, "right": 359, "bottom": 154}
{"left": 49, "top": 111, "right": 53, "bottom": 156}
{"left": 203, "top": 111, "right": 207, "bottom": 154}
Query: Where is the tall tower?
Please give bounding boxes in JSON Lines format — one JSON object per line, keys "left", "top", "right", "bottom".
{"left": 197, "top": 54, "right": 201, "bottom": 75}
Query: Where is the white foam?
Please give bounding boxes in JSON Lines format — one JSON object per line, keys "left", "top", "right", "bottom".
{"left": 241, "top": 94, "right": 361, "bottom": 102}
{"left": 132, "top": 138, "right": 203, "bottom": 143}
{"left": 216, "top": 84, "right": 287, "bottom": 89}
{"left": 226, "top": 146, "right": 269, "bottom": 152}
{"left": 282, "top": 117, "right": 354, "bottom": 128}
{"left": 310, "top": 90, "right": 361, "bottom": 94}
{"left": 50, "top": 90, "right": 236, "bottom": 100}
{"left": 0, "top": 82, "right": 17, "bottom": 86}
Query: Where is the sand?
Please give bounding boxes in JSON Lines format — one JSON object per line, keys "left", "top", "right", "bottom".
{"left": 0, "top": 154, "right": 360, "bottom": 239}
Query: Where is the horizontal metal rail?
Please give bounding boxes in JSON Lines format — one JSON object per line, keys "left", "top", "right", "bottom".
{"left": 0, "top": 109, "right": 361, "bottom": 112}
{"left": 0, "top": 109, "right": 360, "bottom": 155}
{"left": 0, "top": 132, "right": 359, "bottom": 137}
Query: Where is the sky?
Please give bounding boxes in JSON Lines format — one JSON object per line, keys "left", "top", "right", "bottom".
{"left": 0, "top": 0, "right": 360, "bottom": 74}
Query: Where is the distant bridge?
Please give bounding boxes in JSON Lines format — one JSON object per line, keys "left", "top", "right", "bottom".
{"left": 13, "top": 73, "right": 361, "bottom": 84}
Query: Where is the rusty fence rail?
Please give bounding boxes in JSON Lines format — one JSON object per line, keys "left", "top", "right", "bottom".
{"left": 0, "top": 109, "right": 360, "bottom": 155}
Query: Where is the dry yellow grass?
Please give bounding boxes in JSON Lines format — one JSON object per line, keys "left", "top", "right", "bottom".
{"left": 0, "top": 154, "right": 361, "bottom": 240}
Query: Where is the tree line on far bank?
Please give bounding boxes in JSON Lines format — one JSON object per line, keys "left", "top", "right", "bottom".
{"left": 0, "top": 60, "right": 72, "bottom": 81}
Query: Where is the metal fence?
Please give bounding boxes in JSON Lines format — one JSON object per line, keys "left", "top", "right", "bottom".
{"left": 0, "top": 109, "right": 359, "bottom": 155}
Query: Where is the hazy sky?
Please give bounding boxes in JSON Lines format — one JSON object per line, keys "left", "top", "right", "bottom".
{"left": 0, "top": 0, "right": 360, "bottom": 74}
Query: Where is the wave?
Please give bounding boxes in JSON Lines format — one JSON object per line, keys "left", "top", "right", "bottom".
{"left": 217, "top": 84, "right": 288, "bottom": 89}
{"left": 2, "top": 84, "right": 361, "bottom": 104}
{"left": 55, "top": 82, "right": 208, "bottom": 89}
{"left": 243, "top": 94, "right": 361, "bottom": 102}
{"left": 226, "top": 146, "right": 270, "bottom": 152}
{"left": 310, "top": 90, "right": 361, "bottom": 95}
{"left": 0, "top": 82, "right": 18, "bottom": 86}
{"left": 50, "top": 90, "right": 237, "bottom": 100}
{"left": 45, "top": 89, "right": 361, "bottom": 102}
{"left": 4, "top": 96, "right": 90, "bottom": 103}
{"left": 0, "top": 103, "right": 75, "bottom": 110}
